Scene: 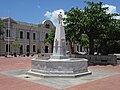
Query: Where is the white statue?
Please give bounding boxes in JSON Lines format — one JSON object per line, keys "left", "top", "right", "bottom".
{"left": 58, "top": 12, "right": 62, "bottom": 24}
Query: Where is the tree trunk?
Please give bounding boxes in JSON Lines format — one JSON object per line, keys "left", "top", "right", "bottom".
{"left": 88, "top": 35, "right": 94, "bottom": 55}
{"left": 80, "top": 45, "right": 82, "bottom": 52}
{"left": 14, "top": 48, "right": 17, "bottom": 57}
{"left": 69, "top": 41, "right": 74, "bottom": 54}
{"left": 102, "top": 40, "right": 108, "bottom": 55}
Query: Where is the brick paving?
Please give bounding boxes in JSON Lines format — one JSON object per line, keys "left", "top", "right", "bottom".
{"left": 65, "top": 65, "right": 120, "bottom": 90}
{"left": 0, "top": 56, "right": 32, "bottom": 71}
{"left": 0, "top": 56, "right": 56, "bottom": 90}
{"left": 0, "top": 74, "right": 56, "bottom": 90}
{"left": 0, "top": 56, "right": 120, "bottom": 90}
{"left": 89, "top": 65, "right": 120, "bottom": 72}
{"left": 65, "top": 74, "right": 120, "bottom": 90}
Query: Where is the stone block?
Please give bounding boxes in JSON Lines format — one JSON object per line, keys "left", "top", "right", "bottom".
{"left": 88, "top": 55, "right": 117, "bottom": 65}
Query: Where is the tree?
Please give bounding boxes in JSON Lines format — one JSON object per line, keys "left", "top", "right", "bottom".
{"left": 83, "top": 1, "right": 115, "bottom": 55}
{"left": 44, "top": 28, "right": 55, "bottom": 52}
{"left": 0, "top": 18, "right": 4, "bottom": 37}
{"left": 64, "top": 1, "right": 118, "bottom": 55}
{"left": 64, "top": 8, "right": 84, "bottom": 53}
{"left": 12, "top": 40, "right": 21, "bottom": 55}
{"left": 80, "top": 34, "right": 89, "bottom": 52}
{"left": 97, "top": 19, "right": 120, "bottom": 54}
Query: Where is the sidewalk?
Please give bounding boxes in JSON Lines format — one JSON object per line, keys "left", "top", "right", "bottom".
{"left": 0, "top": 56, "right": 120, "bottom": 90}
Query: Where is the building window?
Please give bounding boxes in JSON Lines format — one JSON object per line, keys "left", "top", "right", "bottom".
{"left": 27, "top": 32, "right": 30, "bottom": 39}
{"left": 6, "top": 30, "right": 10, "bottom": 37}
{"left": 45, "top": 46, "right": 48, "bottom": 53}
{"left": 20, "top": 31, "right": 23, "bottom": 39}
{"left": 33, "top": 33, "right": 36, "bottom": 40}
{"left": 45, "top": 24, "right": 50, "bottom": 29}
{"left": 33, "top": 45, "right": 36, "bottom": 52}
{"left": 6, "top": 44, "right": 10, "bottom": 52}
{"left": 45, "top": 33, "right": 49, "bottom": 39}
{"left": 26, "top": 45, "right": 30, "bottom": 52}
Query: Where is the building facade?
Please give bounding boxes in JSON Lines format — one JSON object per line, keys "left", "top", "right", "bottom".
{"left": 0, "top": 17, "right": 55, "bottom": 56}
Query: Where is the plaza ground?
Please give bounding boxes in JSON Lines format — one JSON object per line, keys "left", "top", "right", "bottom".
{"left": 0, "top": 55, "right": 120, "bottom": 90}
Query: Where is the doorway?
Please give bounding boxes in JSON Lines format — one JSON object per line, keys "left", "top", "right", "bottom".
{"left": 20, "top": 45, "right": 23, "bottom": 55}
{"left": 45, "top": 46, "right": 48, "bottom": 53}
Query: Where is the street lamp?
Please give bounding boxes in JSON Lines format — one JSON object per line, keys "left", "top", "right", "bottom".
{"left": 7, "top": 17, "right": 10, "bottom": 56}
{"left": 28, "top": 25, "right": 33, "bottom": 55}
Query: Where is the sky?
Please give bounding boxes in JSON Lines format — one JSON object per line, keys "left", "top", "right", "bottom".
{"left": 0, "top": 0, "right": 120, "bottom": 26}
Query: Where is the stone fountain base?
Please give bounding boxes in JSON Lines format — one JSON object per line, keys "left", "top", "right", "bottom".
{"left": 27, "top": 58, "right": 92, "bottom": 78}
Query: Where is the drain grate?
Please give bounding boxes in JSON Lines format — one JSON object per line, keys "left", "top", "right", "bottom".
{"left": 24, "top": 76, "right": 30, "bottom": 78}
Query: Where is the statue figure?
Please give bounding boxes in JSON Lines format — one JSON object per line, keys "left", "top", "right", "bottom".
{"left": 58, "top": 12, "right": 62, "bottom": 24}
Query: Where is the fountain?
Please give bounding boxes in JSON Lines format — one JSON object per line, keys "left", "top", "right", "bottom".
{"left": 28, "top": 12, "right": 92, "bottom": 77}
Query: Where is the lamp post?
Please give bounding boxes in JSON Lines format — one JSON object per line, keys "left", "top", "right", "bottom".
{"left": 7, "top": 17, "right": 10, "bottom": 56}
{"left": 28, "top": 25, "right": 33, "bottom": 55}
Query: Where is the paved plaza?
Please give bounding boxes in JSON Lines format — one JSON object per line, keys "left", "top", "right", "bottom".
{"left": 0, "top": 55, "right": 120, "bottom": 90}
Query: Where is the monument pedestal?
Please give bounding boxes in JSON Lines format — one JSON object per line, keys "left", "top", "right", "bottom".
{"left": 27, "top": 12, "right": 92, "bottom": 78}
{"left": 50, "top": 55, "right": 69, "bottom": 59}
{"left": 28, "top": 58, "right": 91, "bottom": 78}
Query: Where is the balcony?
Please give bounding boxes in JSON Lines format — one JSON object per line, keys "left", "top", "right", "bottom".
{"left": 4, "top": 37, "right": 15, "bottom": 41}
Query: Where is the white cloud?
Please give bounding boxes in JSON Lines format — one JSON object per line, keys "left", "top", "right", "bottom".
{"left": 102, "top": 4, "right": 120, "bottom": 19}
{"left": 102, "top": 4, "right": 116, "bottom": 14}
{"left": 112, "top": 16, "right": 120, "bottom": 20}
{"left": 44, "top": 9, "right": 66, "bottom": 26}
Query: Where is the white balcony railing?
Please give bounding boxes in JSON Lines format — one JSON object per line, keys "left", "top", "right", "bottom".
{"left": 4, "top": 37, "right": 15, "bottom": 41}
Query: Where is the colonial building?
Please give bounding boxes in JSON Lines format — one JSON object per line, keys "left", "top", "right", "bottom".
{"left": 0, "top": 17, "right": 55, "bottom": 56}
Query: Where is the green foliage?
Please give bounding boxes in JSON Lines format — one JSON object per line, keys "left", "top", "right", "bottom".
{"left": 0, "top": 18, "right": 3, "bottom": 27}
{"left": 64, "top": 1, "right": 120, "bottom": 55}
{"left": 107, "top": 19, "right": 120, "bottom": 40}
{"left": 64, "top": 8, "right": 85, "bottom": 53}
{"left": 44, "top": 28, "right": 55, "bottom": 52}
{"left": 44, "top": 28, "right": 55, "bottom": 44}
{"left": 12, "top": 40, "right": 21, "bottom": 49}
{"left": 109, "top": 40, "right": 120, "bottom": 53}
{"left": 64, "top": 7, "right": 84, "bottom": 42}
{"left": 80, "top": 34, "right": 89, "bottom": 49}
{"left": 0, "top": 18, "right": 4, "bottom": 36}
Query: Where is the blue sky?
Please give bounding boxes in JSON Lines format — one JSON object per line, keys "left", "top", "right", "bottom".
{"left": 0, "top": 0, "right": 120, "bottom": 26}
